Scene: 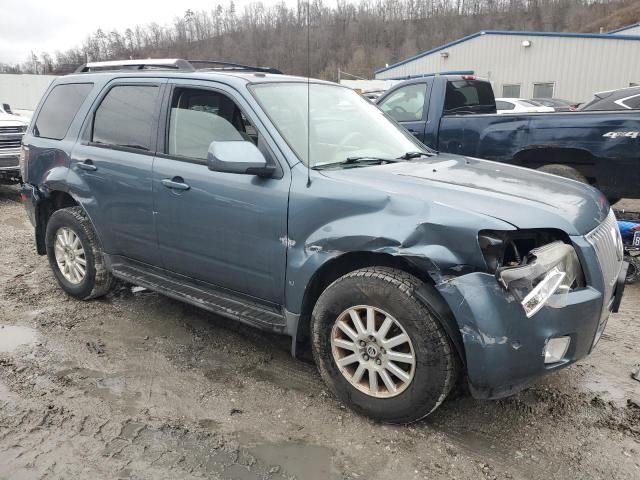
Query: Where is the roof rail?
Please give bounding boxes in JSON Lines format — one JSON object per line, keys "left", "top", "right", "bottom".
{"left": 187, "top": 60, "right": 282, "bottom": 74}
{"left": 75, "top": 58, "right": 282, "bottom": 74}
{"left": 75, "top": 59, "right": 194, "bottom": 73}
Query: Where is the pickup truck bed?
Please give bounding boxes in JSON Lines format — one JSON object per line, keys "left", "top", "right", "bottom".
{"left": 377, "top": 75, "right": 640, "bottom": 200}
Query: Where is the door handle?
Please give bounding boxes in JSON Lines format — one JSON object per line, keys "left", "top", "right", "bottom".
{"left": 161, "top": 177, "right": 190, "bottom": 191}
{"left": 78, "top": 159, "right": 97, "bottom": 171}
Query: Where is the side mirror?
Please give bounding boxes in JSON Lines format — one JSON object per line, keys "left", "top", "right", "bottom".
{"left": 207, "top": 140, "right": 275, "bottom": 177}
{"left": 2, "top": 103, "right": 12, "bottom": 114}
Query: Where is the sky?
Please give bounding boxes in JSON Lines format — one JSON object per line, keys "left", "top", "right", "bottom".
{"left": 0, "top": 0, "right": 299, "bottom": 64}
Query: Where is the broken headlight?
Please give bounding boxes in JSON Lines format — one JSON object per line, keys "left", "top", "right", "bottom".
{"left": 479, "top": 231, "right": 584, "bottom": 317}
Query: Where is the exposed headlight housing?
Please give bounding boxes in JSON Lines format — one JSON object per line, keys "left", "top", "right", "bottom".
{"left": 479, "top": 231, "right": 583, "bottom": 317}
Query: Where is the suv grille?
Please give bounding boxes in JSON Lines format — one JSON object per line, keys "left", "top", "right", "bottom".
{"left": 0, "top": 126, "right": 25, "bottom": 134}
{"left": 585, "top": 209, "right": 624, "bottom": 343}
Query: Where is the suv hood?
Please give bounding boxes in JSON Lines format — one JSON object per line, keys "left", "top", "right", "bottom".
{"left": 320, "top": 154, "right": 608, "bottom": 236}
{"left": 0, "top": 111, "right": 28, "bottom": 125}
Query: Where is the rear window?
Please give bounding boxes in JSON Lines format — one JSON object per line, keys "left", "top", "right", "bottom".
{"left": 92, "top": 85, "right": 159, "bottom": 151}
{"left": 33, "top": 83, "right": 93, "bottom": 140}
{"left": 443, "top": 80, "right": 496, "bottom": 115}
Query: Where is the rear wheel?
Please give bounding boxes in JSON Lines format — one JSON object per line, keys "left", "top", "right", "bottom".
{"left": 311, "top": 267, "right": 458, "bottom": 423}
{"left": 537, "top": 164, "right": 587, "bottom": 184}
{"left": 45, "top": 206, "right": 113, "bottom": 299}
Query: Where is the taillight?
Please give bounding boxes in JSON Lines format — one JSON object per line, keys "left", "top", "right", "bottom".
{"left": 461, "top": 75, "right": 476, "bottom": 80}
{"left": 19, "top": 145, "right": 29, "bottom": 180}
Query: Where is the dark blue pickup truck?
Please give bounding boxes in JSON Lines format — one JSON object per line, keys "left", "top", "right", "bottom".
{"left": 377, "top": 75, "right": 640, "bottom": 201}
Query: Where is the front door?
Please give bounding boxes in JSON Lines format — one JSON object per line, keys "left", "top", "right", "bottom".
{"left": 152, "top": 81, "right": 289, "bottom": 305}
{"left": 378, "top": 82, "right": 428, "bottom": 142}
{"left": 70, "top": 79, "right": 166, "bottom": 266}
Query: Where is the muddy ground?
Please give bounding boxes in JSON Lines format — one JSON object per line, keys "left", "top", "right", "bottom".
{"left": 0, "top": 183, "right": 638, "bottom": 480}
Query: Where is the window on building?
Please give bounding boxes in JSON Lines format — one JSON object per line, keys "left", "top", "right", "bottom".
{"left": 92, "top": 85, "right": 159, "bottom": 151}
{"left": 378, "top": 83, "right": 427, "bottom": 122}
{"left": 533, "top": 82, "right": 554, "bottom": 99}
{"left": 502, "top": 84, "right": 521, "bottom": 98}
{"left": 34, "top": 83, "right": 94, "bottom": 140}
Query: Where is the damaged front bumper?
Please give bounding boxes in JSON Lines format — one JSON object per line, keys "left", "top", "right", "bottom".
{"left": 436, "top": 235, "right": 626, "bottom": 400}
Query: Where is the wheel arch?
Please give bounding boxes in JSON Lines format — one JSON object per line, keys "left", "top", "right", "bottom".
{"left": 512, "top": 146, "right": 596, "bottom": 181}
{"left": 35, "top": 189, "right": 83, "bottom": 255}
{"left": 294, "top": 251, "right": 466, "bottom": 365}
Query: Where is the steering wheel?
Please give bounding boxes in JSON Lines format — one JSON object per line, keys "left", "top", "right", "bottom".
{"left": 392, "top": 105, "right": 408, "bottom": 115}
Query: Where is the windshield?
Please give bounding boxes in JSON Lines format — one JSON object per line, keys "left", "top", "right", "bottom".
{"left": 250, "top": 82, "right": 428, "bottom": 167}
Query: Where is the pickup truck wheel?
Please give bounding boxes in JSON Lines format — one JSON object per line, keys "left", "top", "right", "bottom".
{"left": 311, "top": 267, "right": 458, "bottom": 423}
{"left": 45, "top": 207, "right": 113, "bottom": 300}
{"left": 537, "top": 164, "right": 587, "bottom": 184}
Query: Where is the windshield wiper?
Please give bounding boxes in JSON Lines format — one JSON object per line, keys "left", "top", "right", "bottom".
{"left": 398, "top": 151, "right": 436, "bottom": 160}
{"left": 312, "top": 156, "right": 402, "bottom": 170}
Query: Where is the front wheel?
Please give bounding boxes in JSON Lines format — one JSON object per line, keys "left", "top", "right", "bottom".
{"left": 311, "top": 267, "right": 458, "bottom": 423}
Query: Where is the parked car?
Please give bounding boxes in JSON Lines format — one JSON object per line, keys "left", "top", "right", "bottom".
{"left": 530, "top": 98, "right": 580, "bottom": 112}
{"left": 0, "top": 103, "right": 28, "bottom": 184}
{"left": 579, "top": 86, "right": 640, "bottom": 111}
{"left": 495, "top": 98, "right": 555, "bottom": 114}
{"left": 21, "top": 59, "right": 627, "bottom": 423}
{"left": 377, "top": 75, "right": 640, "bottom": 201}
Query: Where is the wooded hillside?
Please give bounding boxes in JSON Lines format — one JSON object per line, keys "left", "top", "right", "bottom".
{"left": 2, "top": 0, "right": 639, "bottom": 79}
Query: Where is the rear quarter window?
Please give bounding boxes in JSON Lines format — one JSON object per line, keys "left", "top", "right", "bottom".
{"left": 34, "top": 83, "right": 93, "bottom": 140}
{"left": 443, "top": 80, "right": 496, "bottom": 115}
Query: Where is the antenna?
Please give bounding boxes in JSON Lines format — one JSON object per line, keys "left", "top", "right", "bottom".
{"left": 306, "top": 0, "right": 311, "bottom": 187}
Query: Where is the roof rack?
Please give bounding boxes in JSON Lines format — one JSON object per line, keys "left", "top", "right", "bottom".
{"left": 188, "top": 60, "right": 282, "bottom": 74}
{"left": 75, "top": 58, "right": 282, "bottom": 74}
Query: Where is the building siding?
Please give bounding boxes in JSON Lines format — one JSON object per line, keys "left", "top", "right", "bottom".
{"left": 608, "top": 24, "right": 640, "bottom": 36}
{"left": 0, "top": 74, "right": 57, "bottom": 111}
{"left": 375, "top": 33, "right": 640, "bottom": 102}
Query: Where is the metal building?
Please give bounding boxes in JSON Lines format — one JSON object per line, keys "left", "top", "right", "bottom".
{"left": 608, "top": 22, "right": 640, "bottom": 36}
{"left": 375, "top": 29, "right": 640, "bottom": 102}
{"left": 0, "top": 74, "right": 57, "bottom": 113}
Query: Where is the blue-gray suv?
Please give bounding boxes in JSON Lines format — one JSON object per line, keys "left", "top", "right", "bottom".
{"left": 20, "top": 59, "right": 627, "bottom": 423}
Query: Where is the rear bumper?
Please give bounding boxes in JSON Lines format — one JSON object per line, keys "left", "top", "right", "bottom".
{"left": 20, "top": 183, "right": 39, "bottom": 228}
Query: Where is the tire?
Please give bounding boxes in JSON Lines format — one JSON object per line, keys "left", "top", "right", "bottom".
{"left": 537, "top": 164, "right": 588, "bottom": 184}
{"left": 311, "top": 267, "right": 458, "bottom": 424}
{"left": 45, "top": 206, "right": 113, "bottom": 300}
{"left": 625, "top": 255, "right": 640, "bottom": 284}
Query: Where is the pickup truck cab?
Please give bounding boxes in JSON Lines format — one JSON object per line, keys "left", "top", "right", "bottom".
{"left": 0, "top": 104, "right": 28, "bottom": 183}
{"left": 21, "top": 60, "right": 626, "bottom": 423}
{"left": 377, "top": 75, "right": 640, "bottom": 201}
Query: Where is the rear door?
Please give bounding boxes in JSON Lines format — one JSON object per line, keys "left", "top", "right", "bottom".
{"left": 152, "top": 80, "right": 289, "bottom": 305}
{"left": 70, "top": 78, "right": 166, "bottom": 266}
{"left": 378, "top": 81, "right": 430, "bottom": 142}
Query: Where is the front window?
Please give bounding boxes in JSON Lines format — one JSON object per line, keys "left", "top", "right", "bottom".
{"left": 250, "top": 83, "right": 427, "bottom": 168}
{"left": 378, "top": 83, "right": 426, "bottom": 122}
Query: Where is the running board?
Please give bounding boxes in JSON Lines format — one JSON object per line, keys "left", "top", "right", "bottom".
{"left": 110, "top": 263, "right": 287, "bottom": 331}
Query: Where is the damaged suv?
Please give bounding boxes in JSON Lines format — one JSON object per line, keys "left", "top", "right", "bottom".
{"left": 20, "top": 59, "right": 627, "bottom": 423}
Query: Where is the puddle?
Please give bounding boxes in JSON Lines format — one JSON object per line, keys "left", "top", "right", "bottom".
{"left": 251, "top": 443, "right": 335, "bottom": 480}
{"left": 0, "top": 325, "right": 37, "bottom": 353}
